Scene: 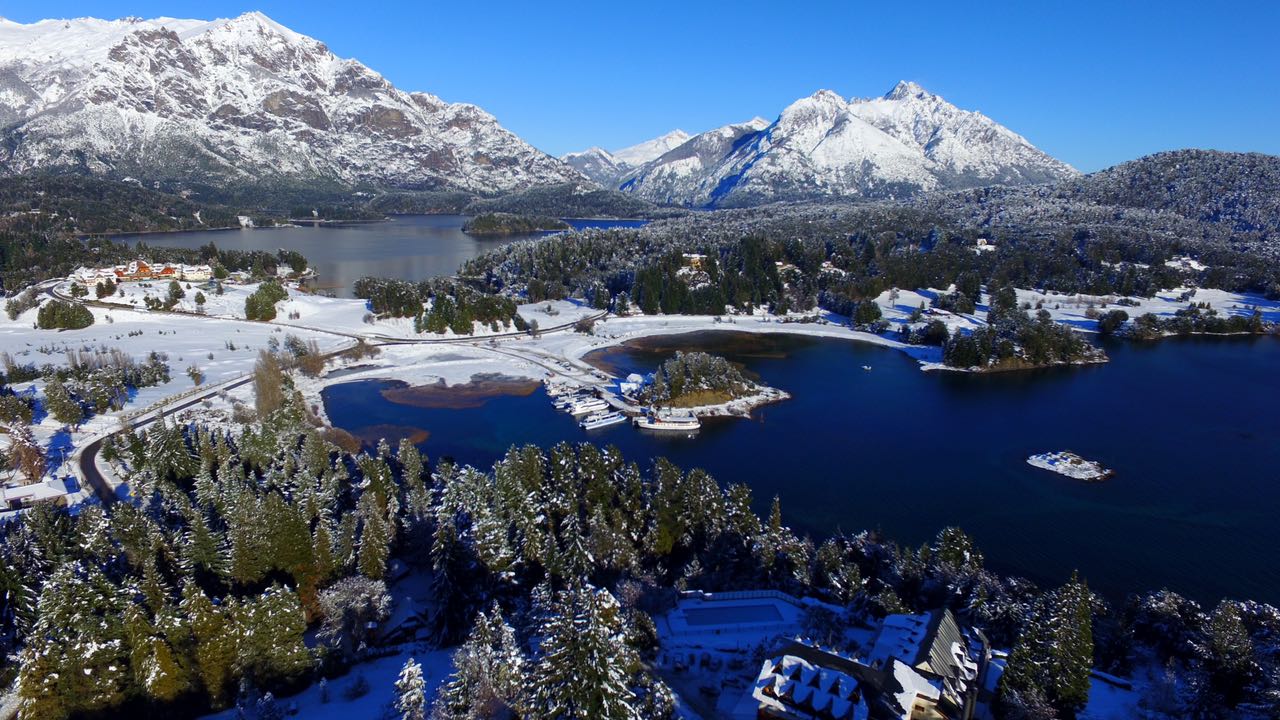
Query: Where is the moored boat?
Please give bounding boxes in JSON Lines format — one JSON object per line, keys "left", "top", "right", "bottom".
{"left": 633, "top": 408, "right": 701, "bottom": 432}
{"left": 579, "top": 411, "right": 627, "bottom": 430}
{"left": 565, "top": 397, "right": 609, "bottom": 415}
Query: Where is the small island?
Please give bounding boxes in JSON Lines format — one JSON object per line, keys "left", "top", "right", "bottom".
{"left": 461, "top": 212, "right": 570, "bottom": 236}
{"left": 1027, "top": 451, "right": 1114, "bottom": 482}
{"left": 632, "top": 351, "right": 789, "bottom": 418}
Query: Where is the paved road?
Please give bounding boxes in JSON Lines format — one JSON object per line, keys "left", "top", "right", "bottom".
{"left": 76, "top": 375, "right": 257, "bottom": 505}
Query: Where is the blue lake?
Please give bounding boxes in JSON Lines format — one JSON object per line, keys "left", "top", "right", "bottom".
{"left": 114, "top": 215, "right": 645, "bottom": 297}
{"left": 322, "top": 331, "right": 1280, "bottom": 606}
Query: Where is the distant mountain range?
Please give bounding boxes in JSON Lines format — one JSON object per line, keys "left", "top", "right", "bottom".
{"left": 574, "top": 82, "right": 1078, "bottom": 207}
{"left": 4, "top": 13, "right": 1257, "bottom": 217}
{"left": 0, "top": 13, "right": 582, "bottom": 194}
{"left": 561, "top": 129, "right": 695, "bottom": 187}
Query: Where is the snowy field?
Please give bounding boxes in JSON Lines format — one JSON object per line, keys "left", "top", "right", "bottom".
{"left": 1013, "top": 286, "right": 1280, "bottom": 334}
{"left": 63, "top": 279, "right": 603, "bottom": 341}
{"left": 0, "top": 298, "right": 347, "bottom": 505}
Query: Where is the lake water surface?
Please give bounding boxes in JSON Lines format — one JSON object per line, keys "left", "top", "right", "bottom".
{"left": 322, "top": 332, "right": 1280, "bottom": 605}
{"left": 115, "top": 215, "right": 644, "bottom": 297}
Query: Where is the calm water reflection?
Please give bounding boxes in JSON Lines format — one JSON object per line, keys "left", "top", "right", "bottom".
{"left": 116, "top": 215, "right": 644, "bottom": 297}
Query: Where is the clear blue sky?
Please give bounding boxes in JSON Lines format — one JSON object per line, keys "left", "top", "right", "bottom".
{"left": 4, "top": 1, "right": 1277, "bottom": 171}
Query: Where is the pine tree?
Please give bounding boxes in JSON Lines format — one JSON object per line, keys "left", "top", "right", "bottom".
{"left": 395, "top": 658, "right": 427, "bottom": 720}
{"left": 1001, "top": 572, "right": 1094, "bottom": 717}
{"left": 357, "top": 493, "right": 391, "bottom": 580}
{"left": 233, "top": 585, "right": 312, "bottom": 688}
{"left": 18, "top": 562, "right": 131, "bottom": 719}
{"left": 6, "top": 422, "right": 45, "bottom": 482}
{"left": 434, "top": 604, "right": 526, "bottom": 719}
{"left": 182, "top": 583, "right": 238, "bottom": 708}
{"left": 1050, "top": 572, "right": 1094, "bottom": 714}
{"left": 226, "top": 488, "right": 270, "bottom": 585}
{"left": 317, "top": 576, "right": 390, "bottom": 662}
{"left": 1208, "top": 600, "right": 1255, "bottom": 701}
{"left": 531, "top": 584, "right": 640, "bottom": 720}
{"left": 43, "top": 375, "right": 83, "bottom": 428}
{"left": 124, "top": 605, "right": 193, "bottom": 703}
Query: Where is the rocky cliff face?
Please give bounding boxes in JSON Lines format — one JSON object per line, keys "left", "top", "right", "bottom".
{"left": 0, "top": 13, "right": 583, "bottom": 193}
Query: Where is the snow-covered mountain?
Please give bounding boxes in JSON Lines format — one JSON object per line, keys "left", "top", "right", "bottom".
{"left": 562, "top": 129, "right": 692, "bottom": 186}
{"left": 0, "top": 13, "right": 583, "bottom": 193}
{"left": 611, "top": 129, "right": 690, "bottom": 167}
{"left": 560, "top": 147, "right": 622, "bottom": 186}
{"left": 618, "top": 82, "right": 1077, "bottom": 207}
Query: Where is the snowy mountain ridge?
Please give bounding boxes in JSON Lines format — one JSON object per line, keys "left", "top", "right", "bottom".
{"left": 611, "top": 129, "right": 691, "bottom": 167}
{"left": 616, "top": 82, "right": 1078, "bottom": 207}
{"left": 0, "top": 13, "right": 583, "bottom": 193}
{"left": 561, "top": 128, "right": 694, "bottom": 187}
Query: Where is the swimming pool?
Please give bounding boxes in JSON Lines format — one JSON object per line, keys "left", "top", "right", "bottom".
{"left": 681, "top": 604, "right": 785, "bottom": 626}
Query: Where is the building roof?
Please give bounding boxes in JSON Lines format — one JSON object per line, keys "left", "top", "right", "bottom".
{"left": 756, "top": 642, "right": 946, "bottom": 720}
{"left": 868, "top": 610, "right": 978, "bottom": 711}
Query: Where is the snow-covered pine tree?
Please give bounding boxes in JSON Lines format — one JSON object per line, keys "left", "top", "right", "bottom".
{"left": 1048, "top": 571, "right": 1094, "bottom": 714}
{"left": 395, "top": 657, "right": 427, "bottom": 720}
{"left": 1001, "top": 572, "right": 1094, "bottom": 716}
{"left": 557, "top": 512, "right": 593, "bottom": 582}
{"left": 43, "top": 375, "right": 83, "bottom": 427}
{"left": 147, "top": 418, "right": 199, "bottom": 481}
{"left": 225, "top": 488, "right": 270, "bottom": 585}
{"left": 357, "top": 492, "right": 392, "bottom": 579}
{"left": 233, "top": 584, "right": 313, "bottom": 688}
{"left": 530, "top": 584, "right": 640, "bottom": 720}
{"left": 124, "top": 604, "right": 193, "bottom": 703}
{"left": 1208, "top": 600, "right": 1255, "bottom": 702}
{"left": 433, "top": 604, "right": 526, "bottom": 719}
{"left": 317, "top": 576, "right": 390, "bottom": 662}
{"left": 178, "top": 502, "right": 227, "bottom": 578}
{"left": 182, "top": 583, "right": 238, "bottom": 708}
{"left": 18, "top": 562, "right": 132, "bottom": 719}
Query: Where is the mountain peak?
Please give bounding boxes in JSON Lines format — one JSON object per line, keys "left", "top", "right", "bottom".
{"left": 805, "top": 89, "right": 847, "bottom": 105}
{"left": 0, "top": 12, "right": 581, "bottom": 193}
{"left": 611, "top": 129, "right": 692, "bottom": 167}
{"left": 619, "top": 83, "right": 1077, "bottom": 207}
{"left": 203, "top": 10, "right": 311, "bottom": 45}
{"left": 885, "top": 80, "right": 930, "bottom": 101}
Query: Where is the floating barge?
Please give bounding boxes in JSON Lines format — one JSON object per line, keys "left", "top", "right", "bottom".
{"left": 1027, "top": 451, "right": 1113, "bottom": 481}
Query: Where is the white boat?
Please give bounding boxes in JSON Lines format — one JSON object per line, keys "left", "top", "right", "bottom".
{"left": 862, "top": 365, "right": 872, "bottom": 371}
{"left": 633, "top": 408, "right": 701, "bottom": 432}
{"left": 579, "top": 411, "right": 627, "bottom": 430}
{"left": 565, "top": 397, "right": 609, "bottom": 415}
{"left": 553, "top": 394, "right": 590, "bottom": 409}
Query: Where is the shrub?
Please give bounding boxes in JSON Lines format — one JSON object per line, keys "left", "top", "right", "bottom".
{"left": 245, "top": 281, "right": 288, "bottom": 321}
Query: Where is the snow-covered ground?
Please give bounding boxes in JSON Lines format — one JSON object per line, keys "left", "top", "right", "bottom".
{"left": 1013, "top": 286, "right": 1280, "bottom": 334}
{"left": 65, "top": 279, "right": 602, "bottom": 341}
{"left": 199, "top": 645, "right": 453, "bottom": 720}
{"left": 0, "top": 298, "right": 347, "bottom": 507}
